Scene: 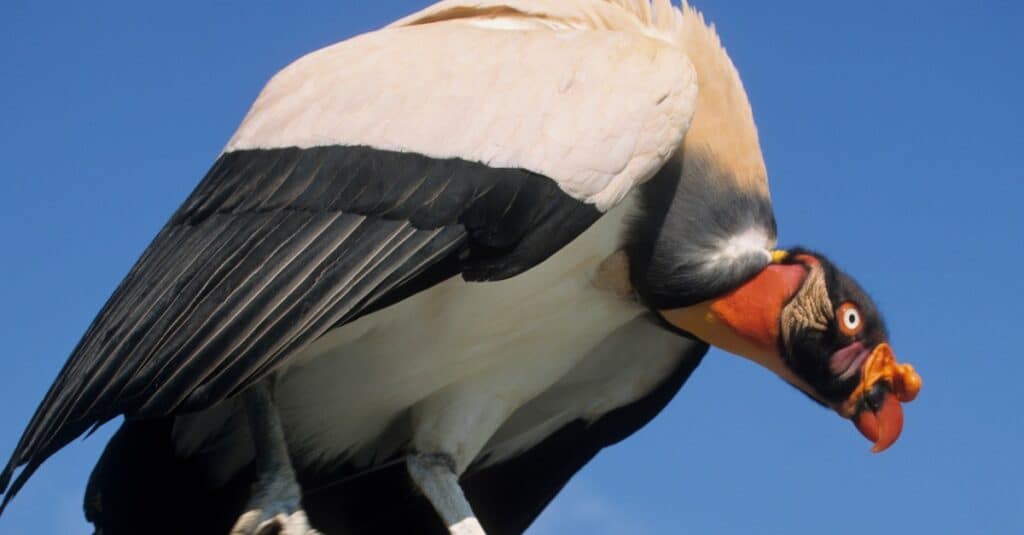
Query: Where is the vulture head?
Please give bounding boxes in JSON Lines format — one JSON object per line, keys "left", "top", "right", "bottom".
{"left": 658, "top": 249, "right": 921, "bottom": 452}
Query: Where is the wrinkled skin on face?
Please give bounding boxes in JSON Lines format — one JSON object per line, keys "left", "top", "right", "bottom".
{"left": 778, "top": 249, "right": 920, "bottom": 452}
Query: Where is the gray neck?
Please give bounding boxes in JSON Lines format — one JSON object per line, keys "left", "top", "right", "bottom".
{"left": 624, "top": 154, "right": 777, "bottom": 310}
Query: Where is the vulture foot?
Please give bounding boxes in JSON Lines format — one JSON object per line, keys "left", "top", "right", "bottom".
{"left": 230, "top": 508, "right": 320, "bottom": 535}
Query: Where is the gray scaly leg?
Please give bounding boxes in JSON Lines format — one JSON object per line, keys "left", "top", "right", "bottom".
{"left": 230, "top": 380, "right": 320, "bottom": 535}
{"left": 406, "top": 453, "right": 486, "bottom": 535}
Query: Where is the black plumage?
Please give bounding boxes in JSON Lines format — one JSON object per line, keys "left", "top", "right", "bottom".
{"left": 625, "top": 153, "right": 777, "bottom": 310}
{"left": 0, "top": 145, "right": 599, "bottom": 512}
{"left": 777, "top": 248, "right": 890, "bottom": 405}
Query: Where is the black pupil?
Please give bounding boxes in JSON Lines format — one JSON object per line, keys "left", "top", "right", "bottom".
{"left": 848, "top": 313, "right": 857, "bottom": 325}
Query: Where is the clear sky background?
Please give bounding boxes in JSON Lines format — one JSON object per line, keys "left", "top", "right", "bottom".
{"left": 1, "top": 1, "right": 1021, "bottom": 534}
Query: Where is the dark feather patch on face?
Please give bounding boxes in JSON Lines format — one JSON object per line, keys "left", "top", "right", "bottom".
{"left": 779, "top": 248, "right": 888, "bottom": 406}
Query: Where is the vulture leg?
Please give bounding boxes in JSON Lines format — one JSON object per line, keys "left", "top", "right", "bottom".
{"left": 406, "top": 453, "right": 486, "bottom": 535}
{"left": 230, "top": 381, "right": 320, "bottom": 535}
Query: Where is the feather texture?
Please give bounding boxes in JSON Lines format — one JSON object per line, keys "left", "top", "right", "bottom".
{"left": 0, "top": 146, "right": 598, "bottom": 510}
{"left": 228, "top": 1, "right": 700, "bottom": 210}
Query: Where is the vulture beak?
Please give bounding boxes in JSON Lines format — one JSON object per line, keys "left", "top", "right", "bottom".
{"left": 844, "top": 343, "right": 922, "bottom": 453}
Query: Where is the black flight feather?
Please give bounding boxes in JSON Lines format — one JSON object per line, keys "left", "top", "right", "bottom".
{"left": 0, "top": 145, "right": 600, "bottom": 512}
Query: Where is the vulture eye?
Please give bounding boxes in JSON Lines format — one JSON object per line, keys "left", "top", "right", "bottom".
{"left": 837, "top": 302, "right": 863, "bottom": 336}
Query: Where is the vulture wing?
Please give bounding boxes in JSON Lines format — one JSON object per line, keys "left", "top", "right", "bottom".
{"left": 0, "top": 2, "right": 697, "bottom": 510}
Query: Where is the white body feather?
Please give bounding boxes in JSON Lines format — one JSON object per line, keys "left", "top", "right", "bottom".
{"left": 173, "top": 196, "right": 692, "bottom": 482}
{"left": 226, "top": 1, "right": 698, "bottom": 211}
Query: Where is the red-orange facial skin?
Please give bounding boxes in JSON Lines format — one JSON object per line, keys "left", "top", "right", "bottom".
{"left": 659, "top": 261, "right": 823, "bottom": 397}
{"left": 706, "top": 262, "right": 808, "bottom": 351}
{"left": 660, "top": 259, "right": 825, "bottom": 402}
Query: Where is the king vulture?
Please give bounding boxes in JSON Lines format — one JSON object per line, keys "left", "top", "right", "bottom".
{"left": 0, "top": 1, "right": 922, "bottom": 534}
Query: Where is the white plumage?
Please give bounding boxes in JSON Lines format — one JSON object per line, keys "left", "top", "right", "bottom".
{"left": 227, "top": 0, "right": 699, "bottom": 210}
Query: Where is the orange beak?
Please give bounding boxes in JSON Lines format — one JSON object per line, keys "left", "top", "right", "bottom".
{"left": 844, "top": 343, "right": 921, "bottom": 453}
{"left": 853, "top": 388, "right": 904, "bottom": 453}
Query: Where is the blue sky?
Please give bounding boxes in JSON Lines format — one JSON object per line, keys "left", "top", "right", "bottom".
{"left": 1, "top": 1, "right": 1021, "bottom": 534}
